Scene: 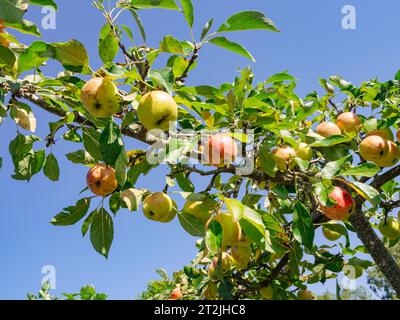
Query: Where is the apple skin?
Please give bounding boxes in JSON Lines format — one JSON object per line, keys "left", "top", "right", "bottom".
{"left": 203, "top": 282, "right": 218, "bottom": 300}
{"left": 336, "top": 112, "right": 361, "bottom": 133}
{"left": 316, "top": 122, "right": 342, "bottom": 137}
{"left": 297, "top": 290, "right": 316, "bottom": 300}
{"left": 0, "top": 21, "right": 9, "bottom": 47}
{"left": 322, "top": 222, "right": 342, "bottom": 241}
{"left": 272, "top": 146, "right": 296, "bottom": 171}
{"left": 231, "top": 245, "right": 252, "bottom": 270}
{"left": 86, "top": 164, "right": 118, "bottom": 197}
{"left": 373, "top": 140, "right": 400, "bottom": 168}
{"left": 80, "top": 77, "right": 120, "bottom": 118}
{"left": 182, "top": 198, "right": 218, "bottom": 224}
{"left": 137, "top": 90, "right": 178, "bottom": 131}
{"left": 208, "top": 252, "right": 234, "bottom": 280}
{"left": 379, "top": 217, "right": 400, "bottom": 240}
{"left": 320, "top": 186, "right": 355, "bottom": 221}
{"left": 204, "top": 133, "right": 238, "bottom": 166}
{"left": 260, "top": 286, "right": 274, "bottom": 300}
{"left": 142, "top": 192, "right": 177, "bottom": 223}
{"left": 367, "top": 128, "right": 394, "bottom": 141}
{"left": 296, "top": 142, "right": 313, "bottom": 161}
{"left": 359, "top": 135, "right": 389, "bottom": 163}
{"left": 206, "top": 213, "right": 242, "bottom": 250}
{"left": 397, "top": 129, "right": 400, "bottom": 142}
{"left": 169, "top": 287, "right": 183, "bottom": 300}
{"left": 236, "top": 233, "right": 253, "bottom": 247}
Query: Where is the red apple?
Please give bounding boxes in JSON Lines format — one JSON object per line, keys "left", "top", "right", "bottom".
{"left": 204, "top": 133, "right": 238, "bottom": 166}
{"left": 320, "top": 186, "right": 355, "bottom": 220}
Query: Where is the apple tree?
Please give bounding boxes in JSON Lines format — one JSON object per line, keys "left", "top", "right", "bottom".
{"left": 1, "top": 0, "right": 400, "bottom": 300}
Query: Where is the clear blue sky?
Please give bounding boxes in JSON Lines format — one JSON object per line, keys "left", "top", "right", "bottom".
{"left": 1, "top": 0, "right": 399, "bottom": 299}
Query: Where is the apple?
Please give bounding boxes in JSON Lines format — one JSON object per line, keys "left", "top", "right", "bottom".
{"left": 397, "top": 129, "right": 400, "bottom": 141}
{"left": 359, "top": 135, "right": 389, "bottom": 163}
{"left": 182, "top": 198, "right": 218, "bottom": 224}
{"left": 204, "top": 133, "right": 238, "bottom": 166}
{"left": 0, "top": 21, "right": 9, "bottom": 47}
{"left": 373, "top": 140, "right": 400, "bottom": 168}
{"left": 169, "top": 287, "right": 183, "bottom": 300}
{"left": 203, "top": 282, "right": 218, "bottom": 300}
{"left": 297, "top": 289, "right": 316, "bottom": 300}
{"left": 322, "top": 222, "right": 342, "bottom": 241}
{"left": 86, "top": 164, "right": 118, "bottom": 197}
{"left": 272, "top": 146, "right": 296, "bottom": 171}
{"left": 260, "top": 286, "right": 274, "bottom": 300}
{"left": 296, "top": 142, "right": 313, "bottom": 161}
{"left": 208, "top": 252, "right": 234, "bottom": 279}
{"left": 320, "top": 186, "right": 355, "bottom": 220}
{"left": 315, "top": 122, "right": 342, "bottom": 137}
{"left": 137, "top": 90, "right": 178, "bottom": 131}
{"left": 206, "top": 213, "right": 242, "bottom": 250}
{"left": 142, "top": 192, "right": 177, "bottom": 223}
{"left": 231, "top": 244, "right": 252, "bottom": 270}
{"left": 343, "top": 264, "right": 363, "bottom": 280}
{"left": 80, "top": 77, "right": 120, "bottom": 118}
{"left": 367, "top": 128, "right": 394, "bottom": 141}
{"left": 336, "top": 112, "right": 361, "bottom": 133}
{"left": 236, "top": 233, "right": 253, "bottom": 247}
{"left": 378, "top": 217, "right": 400, "bottom": 240}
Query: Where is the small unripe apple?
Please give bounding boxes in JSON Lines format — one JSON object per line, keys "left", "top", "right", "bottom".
{"left": 272, "top": 146, "right": 296, "bottom": 171}
{"left": 367, "top": 128, "right": 394, "bottom": 141}
{"left": 296, "top": 142, "right": 313, "bottom": 161}
{"left": 379, "top": 217, "right": 400, "bottom": 240}
{"left": 204, "top": 133, "right": 238, "bottom": 166}
{"left": 336, "top": 112, "right": 361, "bottom": 133}
{"left": 169, "top": 287, "right": 183, "bottom": 300}
{"left": 80, "top": 77, "right": 120, "bottom": 118}
{"left": 206, "top": 213, "right": 242, "bottom": 250}
{"left": 260, "top": 286, "right": 274, "bottom": 300}
{"left": 142, "top": 192, "right": 177, "bottom": 223}
{"left": 359, "top": 135, "right": 389, "bottom": 163}
{"left": 137, "top": 90, "right": 178, "bottom": 131}
{"left": 322, "top": 222, "right": 342, "bottom": 241}
{"left": 182, "top": 198, "right": 218, "bottom": 224}
{"left": 231, "top": 244, "right": 252, "bottom": 270}
{"left": 316, "top": 122, "right": 342, "bottom": 137}
{"left": 320, "top": 186, "right": 355, "bottom": 220}
{"left": 86, "top": 164, "right": 118, "bottom": 196}
{"left": 297, "top": 289, "right": 316, "bottom": 300}
{"left": 203, "top": 282, "right": 218, "bottom": 300}
{"left": 373, "top": 140, "right": 400, "bottom": 168}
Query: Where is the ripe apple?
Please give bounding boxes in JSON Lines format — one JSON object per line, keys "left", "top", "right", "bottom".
{"left": 142, "top": 192, "right": 177, "bottom": 223}
{"left": 373, "top": 140, "right": 400, "bottom": 168}
{"left": 206, "top": 213, "right": 242, "bottom": 250}
{"left": 320, "top": 186, "right": 355, "bottom": 220}
{"left": 137, "top": 90, "right": 178, "bottom": 131}
{"left": 231, "top": 244, "right": 252, "bottom": 270}
{"left": 359, "top": 135, "right": 389, "bottom": 163}
{"left": 260, "top": 286, "right": 274, "bottom": 300}
{"left": 204, "top": 133, "right": 238, "bottom": 166}
{"left": 367, "top": 128, "right": 394, "bottom": 141}
{"left": 297, "top": 289, "right": 315, "bottom": 300}
{"left": 272, "top": 146, "right": 296, "bottom": 171}
{"left": 315, "top": 122, "right": 342, "bottom": 137}
{"left": 296, "top": 142, "right": 313, "bottom": 161}
{"left": 182, "top": 198, "right": 218, "bottom": 224}
{"left": 378, "top": 217, "right": 400, "bottom": 240}
{"left": 343, "top": 264, "right": 363, "bottom": 280}
{"left": 208, "top": 252, "right": 234, "bottom": 280}
{"left": 86, "top": 164, "right": 118, "bottom": 197}
{"left": 336, "top": 112, "right": 361, "bottom": 133}
{"left": 80, "top": 77, "right": 120, "bottom": 118}
{"left": 203, "top": 282, "right": 218, "bottom": 300}
{"left": 169, "top": 287, "right": 183, "bottom": 300}
{"left": 322, "top": 222, "right": 342, "bottom": 241}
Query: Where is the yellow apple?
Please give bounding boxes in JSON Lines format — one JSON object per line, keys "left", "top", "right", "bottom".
{"left": 142, "top": 192, "right": 177, "bottom": 223}
{"left": 359, "top": 135, "right": 389, "bottom": 163}
{"left": 296, "top": 142, "right": 313, "bottom": 161}
{"left": 373, "top": 140, "right": 400, "bottom": 168}
{"left": 182, "top": 198, "right": 218, "bottom": 224}
{"left": 260, "top": 286, "right": 274, "bottom": 300}
{"left": 379, "top": 217, "right": 400, "bottom": 240}
{"left": 316, "top": 122, "right": 342, "bottom": 137}
{"left": 336, "top": 112, "right": 361, "bottom": 133}
{"left": 231, "top": 245, "right": 252, "bottom": 270}
{"left": 272, "top": 146, "right": 296, "bottom": 171}
{"left": 206, "top": 213, "right": 242, "bottom": 250}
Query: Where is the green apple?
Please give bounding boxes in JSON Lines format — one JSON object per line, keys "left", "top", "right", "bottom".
{"left": 142, "top": 192, "right": 177, "bottom": 223}
{"left": 206, "top": 213, "right": 242, "bottom": 250}
{"left": 80, "top": 77, "right": 120, "bottom": 118}
{"left": 322, "top": 222, "right": 342, "bottom": 241}
{"left": 137, "top": 90, "right": 178, "bottom": 131}
{"left": 182, "top": 198, "right": 218, "bottom": 224}
{"left": 378, "top": 217, "right": 400, "bottom": 240}
{"left": 203, "top": 282, "right": 218, "bottom": 300}
{"left": 297, "top": 289, "right": 316, "bottom": 300}
{"left": 231, "top": 244, "right": 252, "bottom": 270}
{"left": 296, "top": 142, "right": 313, "bottom": 161}
{"left": 260, "top": 286, "right": 274, "bottom": 300}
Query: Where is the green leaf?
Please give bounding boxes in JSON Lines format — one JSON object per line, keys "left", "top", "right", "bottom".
{"left": 0, "top": 46, "right": 16, "bottom": 69}
{"left": 217, "top": 11, "right": 279, "bottom": 33}
{"left": 266, "top": 71, "right": 296, "bottom": 83}
{"left": 321, "top": 156, "right": 350, "bottom": 179}
{"left": 81, "top": 209, "right": 98, "bottom": 237}
{"left": 148, "top": 67, "right": 174, "bottom": 94}
{"left": 130, "top": 0, "right": 180, "bottom": 10}
{"left": 82, "top": 127, "right": 102, "bottom": 161}
{"left": 99, "top": 24, "right": 119, "bottom": 64}
{"left": 90, "top": 208, "right": 114, "bottom": 258}
{"left": 50, "top": 39, "right": 90, "bottom": 74}
{"left": 120, "top": 188, "right": 144, "bottom": 211}
{"left": 293, "top": 201, "right": 314, "bottom": 249}
{"left": 29, "top": 0, "right": 58, "bottom": 10}
{"left": 109, "top": 192, "right": 122, "bottom": 215}
{"left": 349, "top": 181, "right": 381, "bottom": 206}
{"left": 179, "top": 0, "right": 194, "bottom": 28}
{"left": 209, "top": 37, "right": 255, "bottom": 62}
{"left": 66, "top": 150, "right": 96, "bottom": 165}
{"left": 100, "top": 120, "right": 124, "bottom": 166}
{"left": 43, "top": 153, "right": 60, "bottom": 181}
{"left": 205, "top": 220, "right": 222, "bottom": 255}
{"left": 115, "top": 149, "right": 128, "bottom": 186}
{"left": 239, "top": 207, "right": 266, "bottom": 248}
{"left": 176, "top": 172, "right": 195, "bottom": 192}
{"left": 310, "top": 135, "right": 352, "bottom": 147}
{"left": 129, "top": 9, "right": 146, "bottom": 42}
{"left": 200, "top": 19, "right": 213, "bottom": 40}
{"left": 341, "top": 163, "right": 380, "bottom": 178}
{"left": 178, "top": 212, "right": 205, "bottom": 237}
{"left": 258, "top": 143, "right": 277, "bottom": 177}
{"left": 160, "top": 35, "right": 184, "bottom": 54}
{"left": 51, "top": 198, "right": 91, "bottom": 226}
{"left": 218, "top": 280, "right": 234, "bottom": 300}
